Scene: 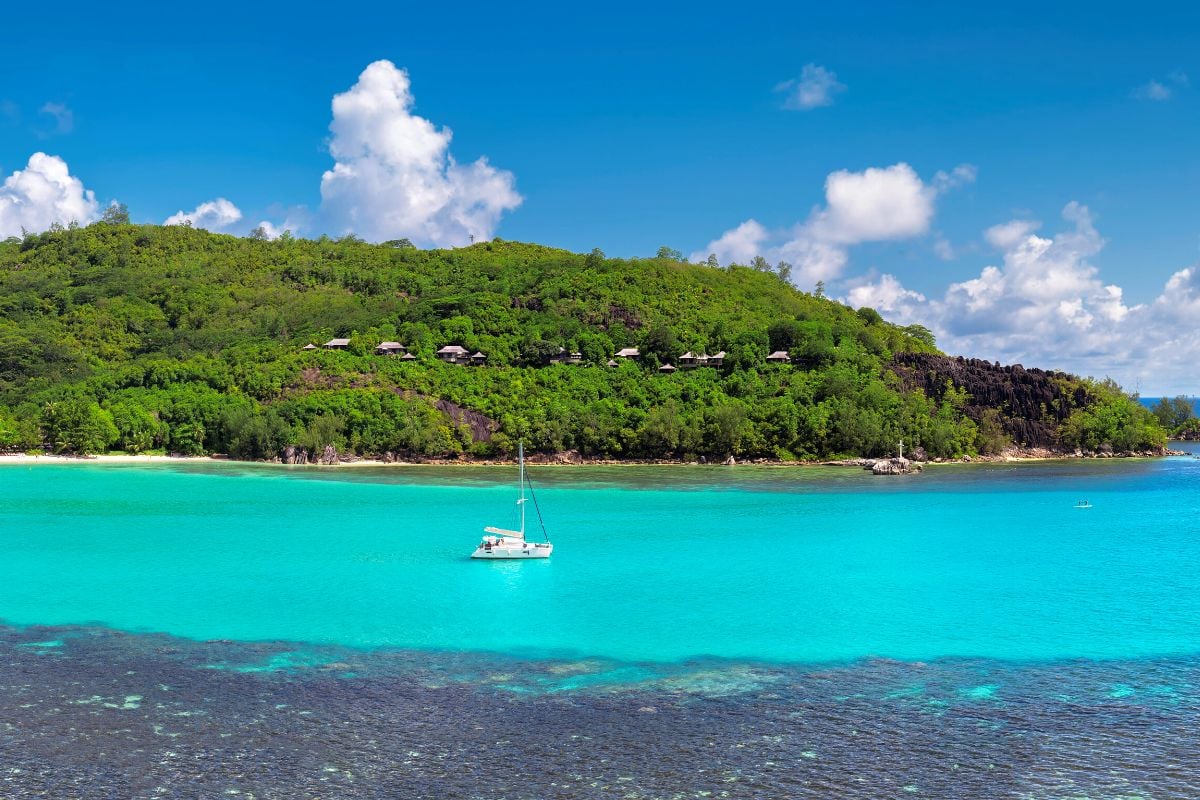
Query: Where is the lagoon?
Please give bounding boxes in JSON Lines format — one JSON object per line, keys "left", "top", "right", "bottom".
{"left": 3, "top": 445, "right": 1199, "bottom": 665}
{"left": 6, "top": 449, "right": 1200, "bottom": 798}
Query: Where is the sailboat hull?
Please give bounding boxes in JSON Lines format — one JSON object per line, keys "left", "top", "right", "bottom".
{"left": 471, "top": 541, "right": 553, "bottom": 559}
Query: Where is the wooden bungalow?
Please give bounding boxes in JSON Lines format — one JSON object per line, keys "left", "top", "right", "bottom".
{"left": 469, "top": 351, "right": 488, "bottom": 366}
{"left": 658, "top": 363, "right": 677, "bottom": 373}
{"left": 375, "top": 341, "right": 407, "bottom": 356}
{"left": 301, "top": 343, "right": 318, "bottom": 351}
{"left": 323, "top": 338, "right": 350, "bottom": 350}
{"left": 615, "top": 347, "right": 640, "bottom": 359}
{"left": 548, "top": 348, "right": 584, "bottom": 365}
{"left": 708, "top": 351, "right": 726, "bottom": 367}
{"left": 678, "top": 351, "right": 698, "bottom": 369}
{"left": 436, "top": 345, "right": 470, "bottom": 364}
{"left": 400, "top": 352, "right": 418, "bottom": 361}
{"left": 606, "top": 359, "right": 619, "bottom": 368}
{"left": 766, "top": 350, "right": 792, "bottom": 364}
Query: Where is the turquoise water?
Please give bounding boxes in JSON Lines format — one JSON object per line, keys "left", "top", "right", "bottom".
{"left": 2, "top": 447, "right": 1199, "bottom": 664}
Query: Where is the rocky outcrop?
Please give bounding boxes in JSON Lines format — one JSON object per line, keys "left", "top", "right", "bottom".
{"left": 864, "top": 457, "right": 922, "bottom": 475}
{"left": 527, "top": 450, "right": 584, "bottom": 465}
{"left": 891, "top": 353, "right": 1081, "bottom": 448}
{"left": 433, "top": 398, "right": 498, "bottom": 443}
{"left": 391, "top": 389, "right": 499, "bottom": 444}
{"left": 281, "top": 445, "right": 310, "bottom": 464}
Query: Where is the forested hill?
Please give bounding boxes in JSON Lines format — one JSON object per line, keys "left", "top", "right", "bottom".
{"left": 0, "top": 222, "right": 1165, "bottom": 460}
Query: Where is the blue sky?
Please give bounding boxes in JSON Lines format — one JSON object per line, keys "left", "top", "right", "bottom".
{"left": 2, "top": 1, "right": 1200, "bottom": 391}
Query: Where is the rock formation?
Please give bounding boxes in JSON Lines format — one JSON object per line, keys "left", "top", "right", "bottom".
{"left": 891, "top": 353, "right": 1080, "bottom": 448}
{"left": 864, "top": 457, "right": 921, "bottom": 475}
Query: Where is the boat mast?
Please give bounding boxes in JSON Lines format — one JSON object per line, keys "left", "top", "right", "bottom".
{"left": 518, "top": 440, "right": 526, "bottom": 537}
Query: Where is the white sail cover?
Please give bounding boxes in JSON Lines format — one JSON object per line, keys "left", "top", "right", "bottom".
{"left": 484, "top": 526, "right": 524, "bottom": 539}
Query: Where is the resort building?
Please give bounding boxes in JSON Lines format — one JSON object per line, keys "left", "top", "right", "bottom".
{"left": 615, "top": 347, "right": 640, "bottom": 359}
{"left": 323, "top": 338, "right": 350, "bottom": 350}
{"left": 400, "top": 352, "right": 417, "bottom": 361}
{"left": 659, "top": 363, "right": 676, "bottom": 373}
{"left": 470, "top": 351, "right": 488, "bottom": 366}
{"left": 678, "top": 351, "right": 727, "bottom": 369}
{"left": 375, "top": 342, "right": 407, "bottom": 356}
{"left": 437, "top": 345, "right": 471, "bottom": 364}
{"left": 301, "top": 343, "right": 317, "bottom": 351}
{"left": 549, "top": 348, "right": 585, "bottom": 365}
{"left": 606, "top": 359, "right": 619, "bottom": 367}
{"left": 766, "top": 350, "right": 792, "bottom": 364}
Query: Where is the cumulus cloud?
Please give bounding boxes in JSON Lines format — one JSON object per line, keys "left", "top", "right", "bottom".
{"left": 842, "top": 202, "right": 1200, "bottom": 393}
{"left": 319, "top": 59, "right": 522, "bottom": 246}
{"left": 695, "top": 219, "right": 767, "bottom": 265}
{"left": 775, "top": 64, "right": 846, "bottom": 110}
{"left": 0, "top": 152, "right": 100, "bottom": 236}
{"left": 694, "top": 162, "right": 974, "bottom": 286}
{"left": 164, "top": 198, "right": 243, "bottom": 231}
{"left": 1133, "top": 71, "right": 1189, "bottom": 101}
{"left": 845, "top": 273, "right": 927, "bottom": 315}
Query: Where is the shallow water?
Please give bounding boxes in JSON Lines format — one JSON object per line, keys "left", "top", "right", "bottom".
{"left": 2, "top": 447, "right": 1200, "bottom": 663}
{"left": 2, "top": 445, "right": 1199, "bottom": 798}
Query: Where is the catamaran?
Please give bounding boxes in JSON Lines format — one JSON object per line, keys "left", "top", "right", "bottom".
{"left": 471, "top": 442, "right": 553, "bottom": 559}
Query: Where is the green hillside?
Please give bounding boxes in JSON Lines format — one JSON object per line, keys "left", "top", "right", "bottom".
{"left": 0, "top": 222, "right": 1165, "bottom": 460}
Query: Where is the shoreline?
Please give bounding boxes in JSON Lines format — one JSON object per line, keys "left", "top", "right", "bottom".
{"left": 0, "top": 445, "right": 1188, "bottom": 470}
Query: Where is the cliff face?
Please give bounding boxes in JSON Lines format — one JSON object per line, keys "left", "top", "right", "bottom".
{"left": 890, "top": 353, "right": 1087, "bottom": 448}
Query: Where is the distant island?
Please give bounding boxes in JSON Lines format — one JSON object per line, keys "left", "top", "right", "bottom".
{"left": 0, "top": 222, "right": 1186, "bottom": 463}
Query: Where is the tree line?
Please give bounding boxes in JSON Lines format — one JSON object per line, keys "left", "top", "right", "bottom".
{"left": 0, "top": 222, "right": 1167, "bottom": 460}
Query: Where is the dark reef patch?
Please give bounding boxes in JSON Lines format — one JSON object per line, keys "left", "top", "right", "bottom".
{"left": 2, "top": 624, "right": 1198, "bottom": 799}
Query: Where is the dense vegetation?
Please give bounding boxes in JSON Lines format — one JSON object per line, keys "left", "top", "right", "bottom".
{"left": 0, "top": 221, "right": 1167, "bottom": 460}
{"left": 1149, "top": 396, "right": 1200, "bottom": 440}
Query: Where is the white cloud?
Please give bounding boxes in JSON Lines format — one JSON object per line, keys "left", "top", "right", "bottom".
{"left": 694, "top": 219, "right": 767, "bottom": 266}
{"left": 815, "top": 163, "right": 937, "bottom": 243}
{"left": 845, "top": 273, "right": 927, "bottom": 318}
{"left": 164, "top": 198, "right": 243, "bottom": 231}
{"left": 0, "top": 152, "right": 99, "bottom": 237}
{"left": 984, "top": 219, "right": 1040, "bottom": 249}
{"left": 841, "top": 202, "right": 1200, "bottom": 392}
{"left": 775, "top": 64, "right": 846, "bottom": 110}
{"left": 38, "top": 102, "right": 74, "bottom": 136}
{"left": 694, "top": 162, "right": 973, "bottom": 285}
{"left": 319, "top": 59, "right": 522, "bottom": 247}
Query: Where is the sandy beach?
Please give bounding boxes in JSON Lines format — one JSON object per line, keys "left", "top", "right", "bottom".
{"left": 0, "top": 448, "right": 1178, "bottom": 470}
